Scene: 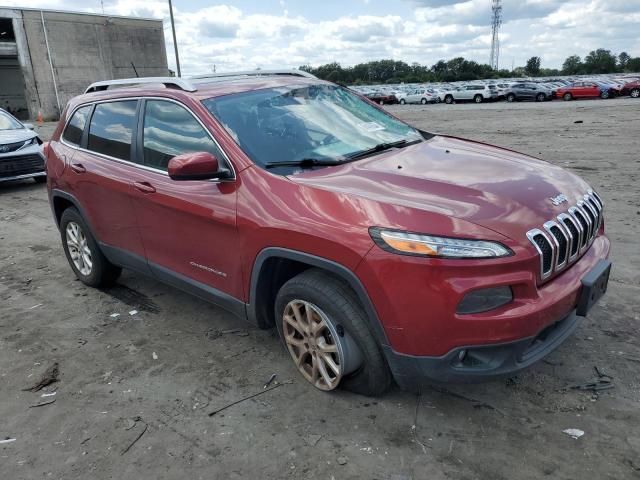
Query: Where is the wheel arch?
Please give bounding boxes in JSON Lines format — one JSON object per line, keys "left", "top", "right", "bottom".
{"left": 247, "top": 248, "right": 389, "bottom": 346}
{"left": 51, "top": 190, "right": 96, "bottom": 234}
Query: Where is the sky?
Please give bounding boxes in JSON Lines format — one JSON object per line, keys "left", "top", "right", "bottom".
{"left": 4, "top": 0, "right": 640, "bottom": 75}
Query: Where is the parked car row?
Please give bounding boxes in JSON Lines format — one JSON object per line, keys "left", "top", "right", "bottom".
{"left": 352, "top": 75, "right": 640, "bottom": 105}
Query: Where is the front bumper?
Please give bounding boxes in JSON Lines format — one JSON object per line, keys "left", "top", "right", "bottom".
{"left": 384, "top": 309, "right": 580, "bottom": 390}
{"left": 0, "top": 147, "right": 45, "bottom": 182}
{"left": 356, "top": 233, "right": 610, "bottom": 386}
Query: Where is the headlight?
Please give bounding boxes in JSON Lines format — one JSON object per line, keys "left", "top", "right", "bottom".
{"left": 370, "top": 228, "right": 512, "bottom": 259}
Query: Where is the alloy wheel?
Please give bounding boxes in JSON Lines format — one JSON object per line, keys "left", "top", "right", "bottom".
{"left": 631, "top": 89, "right": 640, "bottom": 98}
{"left": 282, "top": 299, "right": 360, "bottom": 391}
{"left": 66, "top": 221, "right": 92, "bottom": 276}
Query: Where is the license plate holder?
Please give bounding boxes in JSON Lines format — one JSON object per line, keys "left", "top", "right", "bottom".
{"left": 576, "top": 259, "right": 611, "bottom": 317}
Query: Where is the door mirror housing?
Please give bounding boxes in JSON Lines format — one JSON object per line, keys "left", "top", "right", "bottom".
{"left": 168, "top": 152, "right": 231, "bottom": 181}
{"left": 23, "top": 123, "right": 34, "bottom": 130}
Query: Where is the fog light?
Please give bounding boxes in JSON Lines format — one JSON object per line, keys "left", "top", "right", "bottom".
{"left": 457, "top": 286, "right": 513, "bottom": 314}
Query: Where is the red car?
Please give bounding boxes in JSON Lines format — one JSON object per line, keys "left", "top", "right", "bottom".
{"left": 364, "top": 92, "right": 398, "bottom": 105}
{"left": 45, "top": 71, "right": 611, "bottom": 395}
{"left": 621, "top": 80, "right": 640, "bottom": 98}
{"left": 556, "top": 81, "right": 605, "bottom": 100}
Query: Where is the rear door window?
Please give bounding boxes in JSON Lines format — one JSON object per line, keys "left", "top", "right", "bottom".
{"left": 62, "top": 105, "right": 92, "bottom": 146}
{"left": 87, "top": 100, "right": 138, "bottom": 161}
{"left": 142, "top": 99, "right": 225, "bottom": 171}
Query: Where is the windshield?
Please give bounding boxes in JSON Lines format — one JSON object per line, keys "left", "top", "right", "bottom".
{"left": 0, "top": 111, "right": 24, "bottom": 130}
{"left": 203, "top": 84, "right": 421, "bottom": 168}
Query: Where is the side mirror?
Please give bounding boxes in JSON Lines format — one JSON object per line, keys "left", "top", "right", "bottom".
{"left": 23, "top": 123, "right": 34, "bottom": 130}
{"left": 168, "top": 152, "right": 231, "bottom": 181}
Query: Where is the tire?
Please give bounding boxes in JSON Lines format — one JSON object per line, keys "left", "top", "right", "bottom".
{"left": 536, "top": 93, "right": 546, "bottom": 102}
{"left": 379, "top": 100, "right": 384, "bottom": 105}
{"left": 444, "top": 95, "right": 453, "bottom": 104}
{"left": 420, "top": 98, "right": 427, "bottom": 105}
{"left": 631, "top": 88, "right": 640, "bottom": 98}
{"left": 274, "top": 269, "right": 391, "bottom": 396}
{"left": 33, "top": 176, "right": 47, "bottom": 184}
{"left": 399, "top": 98, "right": 406, "bottom": 105}
{"left": 435, "top": 97, "right": 441, "bottom": 103}
{"left": 506, "top": 93, "right": 515, "bottom": 102}
{"left": 60, "top": 207, "right": 121, "bottom": 287}
{"left": 600, "top": 90, "right": 609, "bottom": 99}
{"left": 563, "top": 92, "right": 573, "bottom": 101}
{"left": 473, "top": 94, "right": 482, "bottom": 103}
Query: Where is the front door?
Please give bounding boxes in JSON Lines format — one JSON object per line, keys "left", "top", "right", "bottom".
{"left": 129, "top": 98, "right": 242, "bottom": 301}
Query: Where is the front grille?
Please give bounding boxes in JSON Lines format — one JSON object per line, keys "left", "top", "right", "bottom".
{"left": 526, "top": 190, "right": 603, "bottom": 281}
{"left": 0, "top": 154, "right": 45, "bottom": 178}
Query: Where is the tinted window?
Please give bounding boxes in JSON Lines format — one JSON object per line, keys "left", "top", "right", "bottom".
{"left": 62, "top": 105, "right": 91, "bottom": 146}
{"left": 87, "top": 101, "right": 137, "bottom": 161}
{"left": 143, "top": 100, "right": 224, "bottom": 171}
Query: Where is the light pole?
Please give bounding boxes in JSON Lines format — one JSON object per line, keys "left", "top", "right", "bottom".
{"left": 168, "top": 0, "right": 181, "bottom": 77}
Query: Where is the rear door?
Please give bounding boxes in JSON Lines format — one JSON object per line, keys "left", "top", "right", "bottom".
{"left": 65, "top": 99, "right": 149, "bottom": 269}
{"left": 129, "top": 98, "right": 242, "bottom": 300}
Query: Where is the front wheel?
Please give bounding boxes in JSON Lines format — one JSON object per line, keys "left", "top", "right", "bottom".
{"left": 474, "top": 94, "right": 483, "bottom": 103}
{"left": 444, "top": 95, "right": 453, "bottom": 104}
{"left": 60, "top": 208, "right": 121, "bottom": 287}
{"left": 399, "top": 98, "right": 406, "bottom": 105}
{"left": 506, "top": 93, "right": 515, "bottom": 102}
{"left": 420, "top": 98, "right": 427, "bottom": 105}
{"left": 275, "top": 269, "right": 391, "bottom": 396}
{"left": 630, "top": 88, "right": 640, "bottom": 98}
{"left": 600, "top": 90, "right": 609, "bottom": 99}
{"left": 563, "top": 92, "right": 573, "bottom": 101}
{"left": 536, "top": 93, "right": 546, "bottom": 102}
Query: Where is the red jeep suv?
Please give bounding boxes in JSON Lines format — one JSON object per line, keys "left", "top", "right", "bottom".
{"left": 45, "top": 71, "right": 611, "bottom": 395}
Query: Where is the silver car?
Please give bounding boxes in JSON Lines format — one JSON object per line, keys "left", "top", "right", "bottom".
{"left": 0, "top": 109, "right": 46, "bottom": 183}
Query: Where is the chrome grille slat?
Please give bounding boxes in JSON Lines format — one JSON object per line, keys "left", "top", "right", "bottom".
{"left": 527, "top": 190, "right": 604, "bottom": 282}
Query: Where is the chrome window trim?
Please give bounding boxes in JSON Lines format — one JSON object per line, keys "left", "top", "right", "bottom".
{"left": 543, "top": 220, "right": 569, "bottom": 270}
{"left": 59, "top": 96, "right": 236, "bottom": 183}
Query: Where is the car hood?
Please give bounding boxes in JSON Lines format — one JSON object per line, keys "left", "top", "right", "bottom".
{"left": 287, "top": 135, "right": 591, "bottom": 241}
{"left": 0, "top": 129, "right": 36, "bottom": 144}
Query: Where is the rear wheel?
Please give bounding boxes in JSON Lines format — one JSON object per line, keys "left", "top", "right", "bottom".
{"left": 474, "top": 94, "right": 483, "bottom": 103}
{"left": 536, "top": 93, "right": 546, "bottom": 102}
{"left": 600, "top": 90, "right": 609, "bottom": 99}
{"left": 60, "top": 208, "right": 121, "bottom": 287}
{"left": 563, "top": 92, "right": 573, "bottom": 101}
{"left": 275, "top": 269, "right": 391, "bottom": 396}
{"left": 420, "top": 98, "right": 427, "bottom": 105}
{"left": 444, "top": 95, "right": 453, "bottom": 104}
{"left": 399, "top": 98, "right": 406, "bottom": 105}
{"left": 506, "top": 93, "right": 515, "bottom": 102}
{"left": 630, "top": 88, "right": 640, "bottom": 98}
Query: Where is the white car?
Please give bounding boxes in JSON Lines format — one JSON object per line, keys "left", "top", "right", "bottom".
{"left": 442, "top": 84, "right": 499, "bottom": 104}
{"left": 401, "top": 88, "right": 437, "bottom": 105}
{"left": 0, "top": 109, "right": 46, "bottom": 183}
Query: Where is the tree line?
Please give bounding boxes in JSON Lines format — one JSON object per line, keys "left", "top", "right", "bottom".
{"left": 299, "top": 49, "right": 640, "bottom": 85}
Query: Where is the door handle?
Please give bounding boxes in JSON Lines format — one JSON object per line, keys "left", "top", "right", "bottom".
{"left": 70, "top": 163, "right": 86, "bottom": 173}
{"left": 133, "top": 181, "right": 156, "bottom": 194}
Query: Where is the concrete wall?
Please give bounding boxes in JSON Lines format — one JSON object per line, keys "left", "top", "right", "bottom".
{"left": 0, "top": 8, "right": 168, "bottom": 120}
{"left": 0, "top": 57, "right": 28, "bottom": 118}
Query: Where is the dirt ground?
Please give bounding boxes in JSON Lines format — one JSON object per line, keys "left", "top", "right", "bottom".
{"left": 1, "top": 98, "right": 639, "bottom": 480}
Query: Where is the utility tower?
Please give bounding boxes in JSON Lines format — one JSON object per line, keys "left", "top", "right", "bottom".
{"left": 489, "top": 0, "right": 502, "bottom": 70}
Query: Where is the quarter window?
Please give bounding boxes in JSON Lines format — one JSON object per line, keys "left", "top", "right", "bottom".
{"left": 62, "top": 105, "right": 91, "bottom": 146}
{"left": 142, "top": 100, "right": 224, "bottom": 171}
{"left": 87, "top": 100, "right": 138, "bottom": 161}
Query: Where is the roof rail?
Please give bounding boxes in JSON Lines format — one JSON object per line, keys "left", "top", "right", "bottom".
{"left": 85, "top": 77, "right": 196, "bottom": 94}
{"left": 190, "top": 69, "right": 317, "bottom": 82}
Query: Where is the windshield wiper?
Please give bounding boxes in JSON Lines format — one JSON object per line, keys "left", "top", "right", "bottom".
{"left": 264, "top": 158, "right": 344, "bottom": 169}
{"left": 345, "top": 138, "right": 420, "bottom": 161}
